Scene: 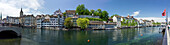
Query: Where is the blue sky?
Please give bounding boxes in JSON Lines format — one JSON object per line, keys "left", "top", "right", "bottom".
{"left": 39, "top": 0, "right": 170, "bottom": 17}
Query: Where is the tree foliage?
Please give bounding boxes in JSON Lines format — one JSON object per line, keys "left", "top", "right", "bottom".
{"left": 64, "top": 17, "right": 73, "bottom": 29}
{"left": 102, "top": 11, "right": 109, "bottom": 21}
{"left": 84, "top": 9, "right": 90, "bottom": 15}
{"left": 152, "top": 22, "right": 161, "bottom": 25}
{"left": 76, "top": 18, "right": 89, "bottom": 29}
{"left": 111, "top": 14, "right": 119, "bottom": 18}
{"left": 86, "top": 17, "right": 103, "bottom": 21}
{"left": 63, "top": 12, "right": 66, "bottom": 17}
{"left": 76, "top": 4, "right": 109, "bottom": 21}
{"left": 121, "top": 19, "right": 138, "bottom": 26}
{"left": 89, "top": 9, "right": 95, "bottom": 15}
{"left": 76, "top": 4, "right": 90, "bottom": 15}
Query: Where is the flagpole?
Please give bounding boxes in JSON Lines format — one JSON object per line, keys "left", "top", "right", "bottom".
{"left": 167, "top": 0, "right": 168, "bottom": 25}
{"left": 166, "top": 11, "right": 168, "bottom": 25}
{"left": 167, "top": 11, "right": 168, "bottom": 25}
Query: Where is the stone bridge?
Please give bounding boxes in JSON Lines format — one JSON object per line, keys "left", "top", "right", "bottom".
{"left": 0, "top": 23, "right": 22, "bottom": 38}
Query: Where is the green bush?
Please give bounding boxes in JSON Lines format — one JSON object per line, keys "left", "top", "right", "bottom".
{"left": 86, "top": 17, "right": 104, "bottom": 21}
{"left": 121, "top": 19, "right": 138, "bottom": 26}
{"left": 152, "top": 22, "right": 161, "bottom": 25}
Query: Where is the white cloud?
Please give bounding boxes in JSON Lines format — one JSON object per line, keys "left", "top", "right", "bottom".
{"left": 136, "top": 17, "right": 169, "bottom": 22}
{"left": 0, "top": 0, "right": 44, "bottom": 18}
{"left": 131, "top": 11, "right": 140, "bottom": 16}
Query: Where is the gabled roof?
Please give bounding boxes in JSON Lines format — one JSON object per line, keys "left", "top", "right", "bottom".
{"left": 21, "top": 15, "right": 35, "bottom": 18}
{"left": 7, "top": 17, "right": 20, "bottom": 19}
{"left": 49, "top": 15, "right": 58, "bottom": 18}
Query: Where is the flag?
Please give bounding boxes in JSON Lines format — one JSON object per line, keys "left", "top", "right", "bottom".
{"left": 162, "top": 9, "right": 166, "bottom": 16}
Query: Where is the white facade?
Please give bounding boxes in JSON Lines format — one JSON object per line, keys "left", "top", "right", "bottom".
{"left": 112, "top": 16, "right": 117, "bottom": 22}
{"left": 112, "top": 16, "right": 121, "bottom": 28}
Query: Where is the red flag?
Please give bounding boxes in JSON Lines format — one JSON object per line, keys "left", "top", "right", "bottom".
{"left": 162, "top": 9, "right": 166, "bottom": 16}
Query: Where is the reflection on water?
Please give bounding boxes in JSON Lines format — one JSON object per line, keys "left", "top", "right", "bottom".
{"left": 0, "top": 27, "right": 163, "bottom": 45}
{"left": 0, "top": 38, "right": 21, "bottom": 45}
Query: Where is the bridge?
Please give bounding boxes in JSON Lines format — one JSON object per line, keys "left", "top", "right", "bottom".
{"left": 0, "top": 23, "right": 22, "bottom": 39}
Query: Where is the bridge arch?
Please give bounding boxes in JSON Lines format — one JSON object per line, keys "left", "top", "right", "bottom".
{"left": 0, "top": 27, "right": 21, "bottom": 39}
{"left": 0, "top": 30, "right": 20, "bottom": 39}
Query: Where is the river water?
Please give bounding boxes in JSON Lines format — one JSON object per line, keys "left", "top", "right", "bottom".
{"left": 0, "top": 27, "right": 164, "bottom": 45}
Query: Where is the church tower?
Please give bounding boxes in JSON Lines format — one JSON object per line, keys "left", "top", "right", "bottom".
{"left": 20, "top": 8, "right": 23, "bottom": 17}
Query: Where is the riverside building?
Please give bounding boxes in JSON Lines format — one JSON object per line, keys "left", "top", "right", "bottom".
{"left": 36, "top": 9, "right": 64, "bottom": 30}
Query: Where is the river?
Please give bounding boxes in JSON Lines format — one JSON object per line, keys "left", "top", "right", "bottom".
{"left": 0, "top": 27, "right": 164, "bottom": 45}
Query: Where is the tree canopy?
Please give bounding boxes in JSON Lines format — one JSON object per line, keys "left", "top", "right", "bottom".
{"left": 111, "top": 14, "right": 119, "bottom": 18}
{"left": 76, "top": 4, "right": 109, "bottom": 21}
{"left": 76, "top": 4, "right": 90, "bottom": 15}
{"left": 76, "top": 18, "right": 89, "bottom": 29}
{"left": 64, "top": 17, "right": 73, "bottom": 29}
{"left": 63, "top": 12, "right": 66, "bottom": 17}
{"left": 102, "top": 11, "right": 109, "bottom": 21}
{"left": 89, "top": 9, "right": 95, "bottom": 15}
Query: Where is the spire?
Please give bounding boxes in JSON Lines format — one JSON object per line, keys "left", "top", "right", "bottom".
{"left": 20, "top": 8, "right": 23, "bottom": 17}
{"left": 20, "top": 8, "right": 23, "bottom": 13}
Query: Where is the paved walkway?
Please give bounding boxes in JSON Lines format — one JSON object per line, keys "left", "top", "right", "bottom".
{"left": 162, "top": 27, "right": 170, "bottom": 45}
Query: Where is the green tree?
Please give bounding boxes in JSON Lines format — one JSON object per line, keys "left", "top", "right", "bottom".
{"left": 102, "top": 11, "right": 109, "bottom": 21}
{"left": 83, "top": 9, "right": 90, "bottom": 15}
{"left": 97, "top": 9, "right": 102, "bottom": 18}
{"left": 93, "top": 11, "right": 98, "bottom": 16}
{"left": 89, "top": 9, "right": 95, "bottom": 15}
{"left": 76, "top": 4, "right": 85, "bottom": 15}
{"left": 76, "top": 18, "right": 89, "bottom": 29}
{"left": 63, "top": 12, "right": 66, "bottom": 17}
{"left": 76, "top": 4, "right": 90, "bottom": 15}
{"left": 131, "top": 20, "right": 135, "bottom": 26}
{"left": 126, "top": 20, "right": 130, "bottom": 26}
{"left": 90, "top": 9, "right": 95, "bottom": 13}
{"left": 97, "top": 9, "right": 102, "bottom": 13}
{"left": 121, "top": 18, "right": 126, "bottom": 26}
{"left": 64, "top": 17, "right": 73, "bottom": 29}
{"left": 135, "top": 22, "right": 138, "bottom": 26}
{"left": 111, "top": 14, "right": 119, "bottom": 18}
{"left": 122, "top": 18, "right": 125, "bottom": 23}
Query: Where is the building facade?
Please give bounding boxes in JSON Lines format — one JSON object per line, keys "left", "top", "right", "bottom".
{"left": 88, "top": 21, "right": 116, "bottom": 29}
{"left": 21, "top": 15, "right": 36, "bottom": 26}
{"left": 6, "top": 16, "right": 20, "bottom": 24}
{"left": 36, "top": 9, "right": 64, "bottom": 30}
{"left": 112, "top": 15, "right": 121, "bottom": 28}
